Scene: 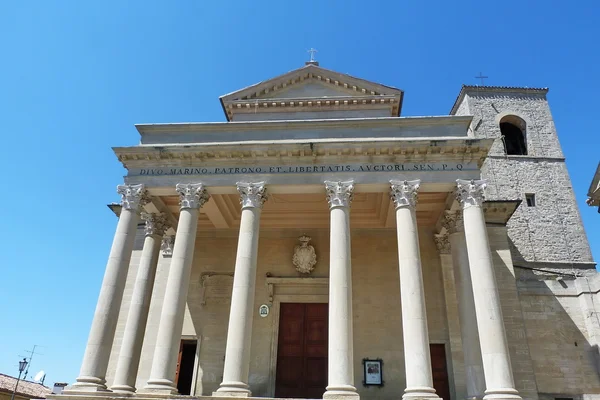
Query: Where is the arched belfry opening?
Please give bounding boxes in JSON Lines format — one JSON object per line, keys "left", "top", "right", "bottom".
{"left": 500, "top": 115, "right": 527, "bottom": 155}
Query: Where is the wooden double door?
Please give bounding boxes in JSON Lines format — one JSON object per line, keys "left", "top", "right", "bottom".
{"left": 275, "top": 303, "right": 328, "bottom": 399}
{"left": 273, "top": 303, "right": 450, "bottom": 400}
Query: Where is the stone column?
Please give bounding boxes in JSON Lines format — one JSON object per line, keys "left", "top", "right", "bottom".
{"left": 112, "top": 213, "right": 170, "bottom": 393}
{"left": 144, "top": 183, "right": 209, "bottom": 394}
{"left": 70, "top": 184, "right": 148, "bottom": 391}
{"left": 390, "top": 180, "right": 439, "bottom": 400}
{"left": 323, "top": 180, "right": 359, "bottom": 400}
{"left": 455, "top": 179, "right": 521, "bottom": 400}
{"left": 445, "top": 211, "right": 486, "bottom": 400}
{"left": 216, "top": 182, "right": 267, "bottom": 397}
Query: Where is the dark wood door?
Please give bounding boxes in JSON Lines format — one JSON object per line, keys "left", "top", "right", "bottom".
{"left": 275, "top": 303, "right": 328, "bottom": 399}
{"left": 430, "top": 344, "right": 451, "bottom": 400}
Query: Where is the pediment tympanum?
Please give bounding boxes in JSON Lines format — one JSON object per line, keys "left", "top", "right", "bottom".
{"left": 220, "top": 64, "right": 403, "bottom": 121}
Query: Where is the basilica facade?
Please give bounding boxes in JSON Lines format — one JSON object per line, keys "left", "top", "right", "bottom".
{"left": 52, "top": 62, "right": 599, "bottom": 400}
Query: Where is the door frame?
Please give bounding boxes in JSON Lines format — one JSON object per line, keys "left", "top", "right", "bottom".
{"left": 179, "top": 334, "right": 201, "bottom": 396}
{"left": 268, "top": 294, "right": 329, "bottom": 397}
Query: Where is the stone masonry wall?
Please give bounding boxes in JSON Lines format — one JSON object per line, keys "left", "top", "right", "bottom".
{"left": 106, "top": 227, "right": 451, "bottom": 400}
{"left": 453, "top": 89, "right": 593, "bottom": 265}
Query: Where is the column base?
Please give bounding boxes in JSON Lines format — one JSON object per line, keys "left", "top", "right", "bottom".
{"left": 213, "top": 381, "right": 251, "bottom": 397}
{"left": 483, "top": 388, "right": 521, "bottom": 400}
{"left": 323, "top": 384, "right": 359, "bottom": 400}
{"left": 64, "top": 377, "right": 109, "bottom": 393}
{"left": 110, "top": 384, "right": 136, "bottom": 395}
{"left": 403, "top": 386, "right": 439, "bottom": 400}
{"left": 139, "top": 379, "right": 178, "bottom": 396}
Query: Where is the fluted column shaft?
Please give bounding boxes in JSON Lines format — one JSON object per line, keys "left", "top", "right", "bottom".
{"left": 112, "top": 213, "right": 170, "bottom": 393}
{"left": 323, "top": 181, "right": 359, "bottom": 400}
{"left": 456, "top": 179, "right": 521, "bottom": 400}
{"left": 447, "top": 211, "right": 485, "bottom": 400}
{"left": 71, "top": 184, "right": 147, "bottom": 391}
{"left": 391, "top": 180, "right": 439, "bottom": 400}
{"left": 144, "top": 183, "right": 209, "bottom": 394}
{"left": 216, "top": 182, "right": 267, "bottom": 397}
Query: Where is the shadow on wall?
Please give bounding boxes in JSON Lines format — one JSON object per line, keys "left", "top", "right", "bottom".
{"left": 508, "top": 239, "right": 600, "bottom": 398}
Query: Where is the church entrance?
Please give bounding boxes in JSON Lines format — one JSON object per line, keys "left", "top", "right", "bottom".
{"left": 275, "top": 303, "right": 328, "bottom": 399}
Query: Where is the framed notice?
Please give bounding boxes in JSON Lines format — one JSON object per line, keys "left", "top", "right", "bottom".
{"left": 362, "top": 358, "right": 383, "bottom": 386}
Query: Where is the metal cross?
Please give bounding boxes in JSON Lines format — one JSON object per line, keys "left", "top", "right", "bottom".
{"left": 475, "top": 72, "right": 488, "bottom": 85}
{"left": 307, "top": 48, "right": 318, "bottom": 62}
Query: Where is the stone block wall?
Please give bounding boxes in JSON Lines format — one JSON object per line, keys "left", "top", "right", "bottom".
{"left": 453, "top": 88, "right": 593, "bottom": 266}
{"left": 106, "top": 227, "right": 451, "bottom": 400}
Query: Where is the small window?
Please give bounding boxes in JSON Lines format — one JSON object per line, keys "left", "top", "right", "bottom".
{"left": 500, "top": 115, "right": 527, "bottom": 155}
{"left": 525, "top": 193, "right": 536, "bottom": 207}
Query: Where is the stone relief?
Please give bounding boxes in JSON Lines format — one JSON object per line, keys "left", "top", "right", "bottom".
{"left": 292, "top": 235, "right": 317, "bottom": 274}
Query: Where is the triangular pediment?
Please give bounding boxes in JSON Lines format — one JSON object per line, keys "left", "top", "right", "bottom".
{"left": 220, "top": 64, "right": 404, "bottom": 121}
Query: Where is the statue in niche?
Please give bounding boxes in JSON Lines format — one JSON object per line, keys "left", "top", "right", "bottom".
{"left": 293, "top": 235, "right": 317, "bottom": 274}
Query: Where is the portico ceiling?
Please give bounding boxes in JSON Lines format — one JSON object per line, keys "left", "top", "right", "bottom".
{"left": 160, "top": 191, "right": 449, "bottom": 230}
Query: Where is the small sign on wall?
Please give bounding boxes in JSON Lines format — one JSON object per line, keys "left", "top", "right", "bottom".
{"left": 362, "top": 358, "right": 383, "bottom": 386}
{"left": 259, "top": 304, "right": 270, "bottom": 317}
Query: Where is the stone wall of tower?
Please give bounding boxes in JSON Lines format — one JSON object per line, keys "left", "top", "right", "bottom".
{"left": 453, "top": 88, "right": 600, "bottom": 398}
{"left": 453, "top": 88, "right": 594, "bottom": 268}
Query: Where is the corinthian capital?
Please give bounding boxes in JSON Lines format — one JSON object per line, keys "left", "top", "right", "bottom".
{"left": 390, "top": 179, "right": 421, "bottom": 209}
{"left": 456, "top": 179, "right": 487, "bottom": 209}
{"left": 117, "top": 184, "right": 149, "bottom": 211}
{"left": 434, "top": 234, "right": 451, "bottom": 254}
{"left": 442, "top": 210, "right": 464, "bottom": 234}
{"left": 142, "top": 213, "right": 170, "bottom": 237}
{"left": 161, "top": 235, "right": 175, "bottom": 257}
{"left": 176, "top": 183, "right": 210, "bottom": 209}
{"left": 237, "top": 182, "right": 267, "bottom": 209}
{"left": 325, "top": 180, "right": 354, "bottom": 208}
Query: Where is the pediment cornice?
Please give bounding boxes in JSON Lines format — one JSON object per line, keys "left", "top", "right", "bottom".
{"left": 219, "top": 64, "right": 404, "bottom": 120}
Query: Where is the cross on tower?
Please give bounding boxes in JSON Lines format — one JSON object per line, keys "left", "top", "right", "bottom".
{"left": 307, "top": 48, "right": 318, "bottom": 62}
{"left": 475, "top": 72, "right": 488, "bottom": 86}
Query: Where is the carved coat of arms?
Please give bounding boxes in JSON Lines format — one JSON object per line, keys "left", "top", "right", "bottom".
{"left": 293, "top": 235, "right": 317, "bottom": 274}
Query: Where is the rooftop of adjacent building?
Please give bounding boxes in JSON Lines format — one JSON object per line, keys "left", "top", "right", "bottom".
{"left": 0, "top": 374, "right": 51, "bottom": 399}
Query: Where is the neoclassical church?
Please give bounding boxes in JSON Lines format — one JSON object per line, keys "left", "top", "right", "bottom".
{"left": 52, "top": 61, "right": 600, "bottom": 400}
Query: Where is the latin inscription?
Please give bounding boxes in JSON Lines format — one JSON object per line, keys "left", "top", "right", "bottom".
{"left": 133, "top": 163, "right": 472, "bottom": 177}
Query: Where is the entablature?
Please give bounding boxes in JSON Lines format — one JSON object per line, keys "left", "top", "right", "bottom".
{"left": 115, "top": 137, "right": 493, "bottom": 170}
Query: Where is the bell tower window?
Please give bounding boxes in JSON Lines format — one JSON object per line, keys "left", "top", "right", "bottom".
{"left": 500, "top": 115, "right": 527, "bottom": 155}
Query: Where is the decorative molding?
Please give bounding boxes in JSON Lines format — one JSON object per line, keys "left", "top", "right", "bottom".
{"left": 265, "top": 277, "right": 329, "bottom": 305}
{"left": 116, "top": 184, "right": 149, "bottom": 211}
{"left": 161, "top": 235, "right": 175, "bottom": 257}
{"left": 292, "top": 236, "right": 317, "bottom": 274}
{"left": 390, "top": 179, "right": 421, "bottom": 209}
{"left": 115, "top": 137, "right": 493, "bottom": 170}
{"left": 324, "top": 180, "right": 354, "bottom": 208}
{"left": 456, "top": 179, "right": 487, "bottom": 208}
{"left": 176, "top": 183, "right": 210, "bottom": 209}
{"left": 237, "top": 181, "right": 268, "bottom": 209}
{"left": 434, "top": 234, "right": 451, "bottom": 254}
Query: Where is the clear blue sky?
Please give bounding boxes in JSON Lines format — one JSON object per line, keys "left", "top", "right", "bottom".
{"left": 1, "top": 0, "right": 598, "bottom": 387}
